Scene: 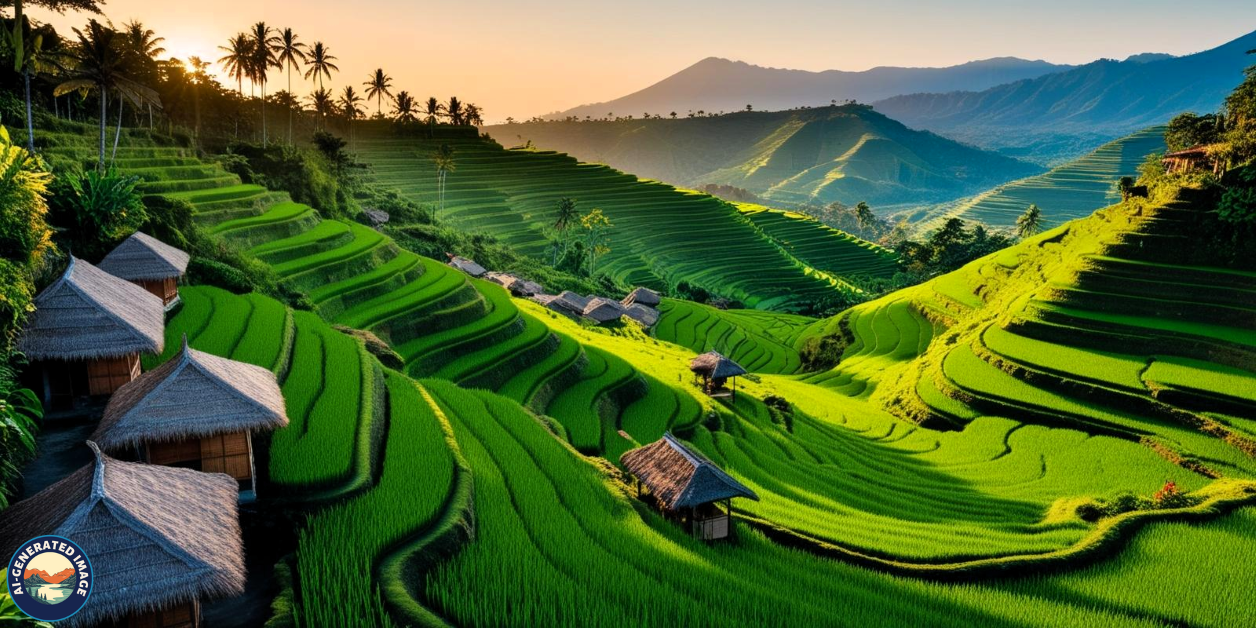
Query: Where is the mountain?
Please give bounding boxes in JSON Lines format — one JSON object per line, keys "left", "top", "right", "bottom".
{"left": 872, "top": 30, "right": 1256, "bottom": 154}
{"left": 24, "top": 567, "right": 76, "bottom": 584}
{"left": 547, "top": 56, "right": 1072, "bottom": 121}
{"left": 489, "top": 104, "right": 1042, "bottom": 209}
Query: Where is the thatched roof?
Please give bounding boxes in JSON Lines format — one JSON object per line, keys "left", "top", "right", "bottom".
{"left": 583, "top": 297, "right": 627, "bottom": 323}
{"left": 1163, "top": 144, "right": 1212, "bottom": 158}
{"left": 448, "top": 255, "right": 486, "bottom": 277}
{"left": 0, "top": 442, "right": 245, "bottom": 627}
{"left": 556, "top": 291, "right": 590, "bottom": 311}
{"left": 16, "top": 257, "right": 165, "bottom": 360}
{"left": 92, "top": 337, "right": 288, "bottom": 451}
{"left": 620, "top": 433, "right": 758, "bottom": 510}
{"left": 624, "top": 303, "right": 660, "bottom": 327}
{"left": 362, "top": 208, "right": 390, "bottom": 227}
{"left": 98, "top": 232, "right": 190, "bottom": 281}
{"left": 689, "top": 351, "right": 747, "bottom": 379}
{"left": 622, "top": 287, "right": 661, "bottom": 307}
{"left": 485, "top": 271, "right": 519, "bottom": 289}
{"left": 513, "top": 279, "right": 544, "bottom": 297}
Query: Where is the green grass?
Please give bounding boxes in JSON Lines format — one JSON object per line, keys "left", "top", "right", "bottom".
{"left": 654, "top": 299, "right": 813, "bottom": 374}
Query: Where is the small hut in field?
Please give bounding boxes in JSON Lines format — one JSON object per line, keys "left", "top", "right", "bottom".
{"left": 91, "top": 337, "right": 288, "bottom": 497}
{"left": 689, "top": 351, "right": 747, "bottom": 399}
{"left": 624, "top": 303, "right": 660, "bottom": 328}
{"left": 0, "top": 442, "right": 245, "bottom": 628}
{"left": 97, "top": 231, "right": 191, "bottom": 307}
{"left": 622, "top": 286, "right": 661, "bottom": 308}
{"left": 17, "top": 257, "right": 165, "bottom": 410}
{"left": 621, "top": 433, "right": 759, "bottom": 541}
{"left": 583, "top": 297, "right": 627, "bottom": 323}
{"left": 1162, "top": 144, "right": 1222, "bottom": 175}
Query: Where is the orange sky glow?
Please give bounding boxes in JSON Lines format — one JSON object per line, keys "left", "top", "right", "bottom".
{"left": 26, "top": 0, "right": 1256, "bottom": 123}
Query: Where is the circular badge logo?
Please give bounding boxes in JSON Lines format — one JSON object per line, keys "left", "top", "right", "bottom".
{"left": 7, "top": 536, "right": 92, "bottom": 622}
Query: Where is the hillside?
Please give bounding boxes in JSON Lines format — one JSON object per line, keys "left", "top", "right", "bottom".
{"left": 901, "top": 126, "right": 1167, "bottom": 232}
{"left": 36, "top": 126, "right": 1256, "bottom": 628}
{"left": 873, "top": 29, "right": 1256, "bottom": 157}
{"left": 548, "top": 56, "right": 1071, "bottom": 121}
{"left": 352, "top": 122, "right": 899, "bottom": 310}
{"left": 488, "top": 105, "right": 1042, "bottom": 209}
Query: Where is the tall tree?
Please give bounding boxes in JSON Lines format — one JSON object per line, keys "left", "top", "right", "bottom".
{"left": 307, "top": 87, "right": 333, "bottom": 129}
{"left": 464, "top": 103, "right": 483, "bottom": 127}
{"left": 302, "top": 41, "right": 338, "bottom": 90}
{"left": 446, "top": 96, "right": 463, "bottom": 125}
{"left": 339, "top": 85, "right": 363, "bottom": 147}
{"left": 392, "top": 91, "right": 417, "bottom": 124}
{"left": 217, "top": 32, "right": 253, "bottom": 138}
{"left": 5, "top": 18, "right": 60, "bottom": 152}
{"left": 186, "top": 55, "right": 210, "bottom": 142}
{"left": 553, "top": 197, "right": 578, "bottom": 263}
{"left": 1016, "top": 204, "right": 1043, "bottom": 238}
{"left": 55, "top": 20, "right": 156, "bottom": 171}
{"left": 431, "top": 143, "right": 455, "bottom": 219}
{"left": 274, "top": 27, "right": 306, "bottom": 144}
{"left": 854, "top": 201, "right": 875, "bottom": 239}
{"left": 580, "top": 208, "right": 612, "bottom": 276}
{"left": 121, "top": 20, "right": 164, "bottom": 130}
{"left": 363, "top": 68, "right": 393, "bottom": 118}
{"left": 3, "top": 0, "right": 103, "bottom": 150}
{"left": 423, "top": 96, "right": 445, "bottom": 127}
{"left": 249, "top": 22, "right": 279, "bottom": 146}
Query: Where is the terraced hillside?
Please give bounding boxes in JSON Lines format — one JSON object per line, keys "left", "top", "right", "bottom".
{"left": 352, "top": 123, "right": 897, "bottom": 310}
{"left": 737, "top": 204, "right": 899, "bottom": 279}
{"left": 905, "top": 127, "right": 1166, "bottom": 233}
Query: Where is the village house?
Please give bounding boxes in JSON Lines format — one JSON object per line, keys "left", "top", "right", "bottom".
{"left": 621, "top": 433, "right": 759, "bottom": 541}
{"left": 97, "top": 231, "right": 191, "bottom": 307}
{"left": 17, "top": 257, "right": 165, "bottom": 411}
{"left": 0, "top": 442, "right": 246, "bottom": 628}
{"left": 91, "top": 337, "right": 289, "bottom": 498}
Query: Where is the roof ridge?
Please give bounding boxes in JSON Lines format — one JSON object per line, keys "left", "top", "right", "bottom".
{"left": 181, "top": 344, "right": 283, "bottom": 421}
{"left": 65, "top": 258, "right": 153, "bottom": 348}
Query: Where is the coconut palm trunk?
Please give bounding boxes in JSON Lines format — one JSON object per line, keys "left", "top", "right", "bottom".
{"left": 97, "top": 91, "right": 107, "bottom": 171}
{"left": 23, "top": 66, "right": 35, "bottom": 153}
{"left": 287, "top": 67, "right": 293, "bottom": 143}
{"left": 111, "top": 91, "right": 124, "bottom": 166}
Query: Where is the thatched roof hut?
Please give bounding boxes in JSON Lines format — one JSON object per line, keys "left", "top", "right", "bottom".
{"left": 556, "top": 291, "right": 590, "bottom": 312}
{"left": 622, "top": 286, "right": 661, "bottom": 307}
{"left": 583, "top": 297, "right": 627, "bottom": 323}
{"left": 92, "top": 337, "right": 288, "bottom": 452}
{"left": 689, "top": 351, "right": 747, "bottom": 380}
{"left": 0, "top": 442, "right": 245, "bottom": 628}
{"left": 624, "top": 303, "right": 660, "bottom": 327}
{"left": 17, "top": 257, "right": 164, "bottom": 361}
{"left": 1162, "top": 144, "right": 1222, "bottom": 175}
{"left": 448, "top": 254, "right": 486, "bottom": 277}
{"left": 621, "top": 433, "right": 758, "bottom": 510}
{"left": 513, "top": 279, "right": 544, "bottom": 297}
{"left": 97, "top": 232, "right": 190, "bottom": 282}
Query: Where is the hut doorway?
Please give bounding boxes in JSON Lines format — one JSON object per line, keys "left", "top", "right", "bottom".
{"left": 29, "top": 355, "right": 139, "bottom": 411}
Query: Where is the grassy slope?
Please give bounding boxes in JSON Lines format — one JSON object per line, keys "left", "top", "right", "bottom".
{"left": 45, "top": 127, "right": 1256, "bottom": 627}
{"left": 352, "top": 122, "right": 897, "bottom": 310}
{"left": 904, "top": 126, "right": 1167, "bottom": 233}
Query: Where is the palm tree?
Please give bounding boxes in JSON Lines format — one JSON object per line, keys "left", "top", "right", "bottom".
{"left": 392, "top": 91, "right": 417, "bottom": 124}
{"left": 446, "top": 96, "right": 463, "bottom": 126}
{"left": 363, "top": 68, "right": 393, "bottom": 118}
{"left": 121, "top": 20, "right": 163, "bottom": 130}
{"left": 307, "top": 87, "right": 334, "bottom": 129}
{"left": 186, "top": 55, "right": 210, "bottom": 142}
{"left": 464, "top": 103, "right": 483, "bottom": 127}
{"left": 249, "top": 22, "right": 279, "bottom": 146}
{"left": 218, "top": 32, "right": 253, "bottom": 138}
{"left": 854, "top": 201, "right": 875, "bottom": 238}
{"left": 55, "top": 20, "right": 155, "bottom": 171}
{"left": 553, "top": 197, "right": 579, "bottom": 263}
{"left": 423, "top": 96, "right": 445, "bottom": 127}
{"left": 1016, "top": 204, "right": 1044, "bottom": 238}
{"left": 9, "top": 18, "right": 60, "bottom": 152}
{"left": 339, "top": 85, "right": 363, "bottom": 147}
{"left": 303, "top": 41, "right": 338, "bottom": 90}
{"left": 274, "top": 27, "right": 306, "bottom": 143}
{"left": 431, "top": 143, "right": 455, "bottom": 220}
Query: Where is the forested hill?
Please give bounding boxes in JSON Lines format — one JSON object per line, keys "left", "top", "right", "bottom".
{"left": 873, "top": 29, "right": 1256, "bottom": 143}
{"left": 546, "top": 56, "right": 1071, "bottom": 121}
{"left": 488, "top": 104, "right": 1042, "bottom": 209}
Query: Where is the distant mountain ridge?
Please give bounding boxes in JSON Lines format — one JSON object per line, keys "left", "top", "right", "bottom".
{"left": 547, "top": 56, "right": 1073, "bottom": 121}
{"left": 492, "top": 104, "right": 1042, "bottom": 208}
{"left": 24, "top": 567, "right": 75, "bottom": 584}
{"left": 873, "top": 30, "right": 1256, "bottom": 140}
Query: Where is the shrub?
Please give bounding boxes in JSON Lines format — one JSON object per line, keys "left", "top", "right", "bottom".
{"left": 799, "top": 332, "right": 847, "bottom": 371}
{"left": 188, "top": 257, "right": 254, "bottom": 294}
{"left": 1075, "top": 502, "right": 1103, "bottom": 523}
{"left": 225, "top": 142, "right": 342, "bottom": 217}
{"left": 48, "top": 166, "right": 146, "bottom": 260}
{"left": 1152, "top": 481, "right": 1193, "bottom": 509}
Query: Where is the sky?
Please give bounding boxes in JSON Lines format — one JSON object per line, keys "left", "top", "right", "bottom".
{"left": 27, "top": 0, "right": 1256, "bottom": 122}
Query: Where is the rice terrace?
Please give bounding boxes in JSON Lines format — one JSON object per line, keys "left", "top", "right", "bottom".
{"left": 0, "top": 1, "right": 1254, "bottom": 627}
